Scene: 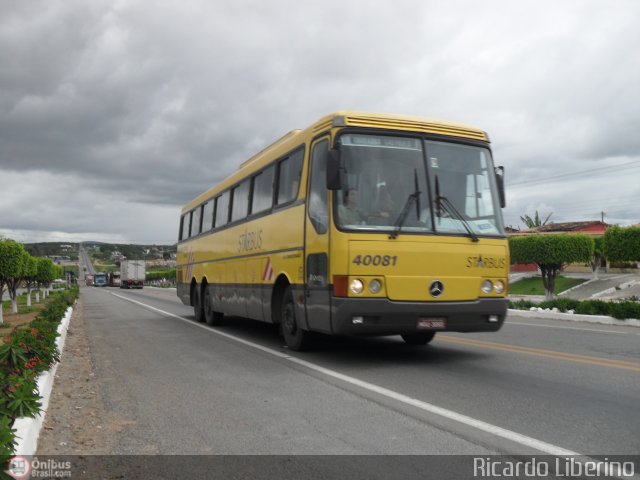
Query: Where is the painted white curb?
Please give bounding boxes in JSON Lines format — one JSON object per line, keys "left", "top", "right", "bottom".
{"left": 508, "top": 308, "right": 640, "bottom": 327}
{"left": 13, "top": 306, "right": 73, "bottom": 456}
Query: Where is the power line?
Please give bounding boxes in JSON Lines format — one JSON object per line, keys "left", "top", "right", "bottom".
{"left": 508, "top": 160, "right": 640, "bottom": 186}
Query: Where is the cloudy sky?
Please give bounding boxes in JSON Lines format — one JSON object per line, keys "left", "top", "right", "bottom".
{"left": 1, "top": 0, "right": 638, "bottom": 244}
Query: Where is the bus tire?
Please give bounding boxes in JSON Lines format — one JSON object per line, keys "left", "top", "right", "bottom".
{"left": 281, "top": 285, "right": 310, "bottom": 351}
{"left": 203, "top": 285, "right": 223, "bottom": 326}
{"left": 401, "top": 332, "right": 435, "bottom": 345}
{"left": 193, "top": 285, "right": 205, "bottom": 323}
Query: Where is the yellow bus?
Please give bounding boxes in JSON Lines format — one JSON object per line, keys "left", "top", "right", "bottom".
{"left": 177, "top": 111, "right": 509, "bottom": 350}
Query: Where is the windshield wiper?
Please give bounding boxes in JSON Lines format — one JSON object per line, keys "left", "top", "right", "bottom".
{"left": 435, "top": 176, "right": 479, "bottom": 242}
{"left": 389, "top": 169, "right": 421, "bottom": 240}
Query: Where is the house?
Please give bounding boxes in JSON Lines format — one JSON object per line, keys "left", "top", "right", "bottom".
{"left": 526, "top": 221, "right": 609, "bottom": 235}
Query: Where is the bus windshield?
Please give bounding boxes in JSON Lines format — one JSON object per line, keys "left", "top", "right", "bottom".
{"left": 335, "top": 133, "right": 505, "bottom": 237}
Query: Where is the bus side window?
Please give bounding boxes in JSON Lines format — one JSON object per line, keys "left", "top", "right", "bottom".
{"left": 215, "top": 191, "right": 230, "bottom": 228}
{"left": 202, "top": 200, "right": 214, "bottom": 232}
{"left": 179, "top": 214, "right": 185, "bottom": 241}
{"left": 187, "top": 210, "right": 194, "bottom": 238}
{"left": 231, "top": 180, "right": 250, "bottom": 222}
{"left": 251, "top": 165, "right": 275, "bottom": 214}
{"left": 277, "top": 149, "right": 303, "bottom": 205}
{"left": 308, "top": 140, "right": 329, "bottom": 234}
{"left": 193, "top": 205, "right": 203, "bottom": 236}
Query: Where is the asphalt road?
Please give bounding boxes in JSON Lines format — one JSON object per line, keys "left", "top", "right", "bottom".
{"left": 75, "top": 284, "right": 639, "bottom": 461}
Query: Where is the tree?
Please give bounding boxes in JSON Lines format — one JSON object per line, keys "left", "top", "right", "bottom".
{"left": 604, "top": 225, "right": 640, "bottom": 262}
{"left": 6, "top": 249, "right": 30, "bottom": 314}
{"left": 589, "top": 236, "right": 606, "bottom": 280}
{"left": 35, "top": 257, "right": 56, "bottom": 300}
{"left": 509, "top": 234, "right": 594, "bottom": 300}
{"left": 0, "top": 239, "right": 28, "bottom": 319}
{"left": 23, "top": 255, "right": 39, "bottom": 307}
{"left": 520, "top": 211, "right": 553, "bottom": 229}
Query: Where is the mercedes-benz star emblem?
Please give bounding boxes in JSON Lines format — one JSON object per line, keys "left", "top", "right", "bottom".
{"left": 429, "top": 281, "right": 444, "bottom": 297}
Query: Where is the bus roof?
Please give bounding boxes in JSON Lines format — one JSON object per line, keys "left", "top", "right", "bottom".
{"left": 182, "top": 111, "right": 488, "bottom": 212}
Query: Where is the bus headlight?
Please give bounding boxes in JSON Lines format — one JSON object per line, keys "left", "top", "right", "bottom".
{"left": 368, "top": 279, "right": 382, "bottom": 294}
{"left": 481, "top": 280, "right": 493, "bottom": 294}
{"left": 494, "top": 280, "right": 505, "bottom": 294}
{"left": 350, "top": 279, "right": 364, "bottom": 295}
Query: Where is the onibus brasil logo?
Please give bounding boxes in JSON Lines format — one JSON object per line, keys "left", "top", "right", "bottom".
{"left": 6, "top": 456, "right": 72, "bottom": 479}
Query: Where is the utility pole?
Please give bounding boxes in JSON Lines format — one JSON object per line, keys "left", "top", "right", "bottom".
{"left": 601, "top": 211, "right": 605, "bottom": 223}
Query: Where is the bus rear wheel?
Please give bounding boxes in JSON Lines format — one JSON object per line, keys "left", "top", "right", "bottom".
{"left": 281, "top": 285, "right": 310, "bottom": 351}
{"left": 401, "top": 332, "right": 435, "bottom": 345}
{"left": 193, "top": 286, "right": 205, "bottom": 323}
{"left": 203, "top": 285, "right": 223, "bottom": 326}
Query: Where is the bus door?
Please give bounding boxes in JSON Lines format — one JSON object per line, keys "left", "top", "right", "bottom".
{"left": 304, "top": 138, "right": 332, "bottom": 333}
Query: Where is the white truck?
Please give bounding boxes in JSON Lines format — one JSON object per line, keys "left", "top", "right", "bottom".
{"left": 120, "top": 260, "right": 145, "bottom": 289}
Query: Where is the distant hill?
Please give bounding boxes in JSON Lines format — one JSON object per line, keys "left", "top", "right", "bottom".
{"left": 84, "top": 243, "right": 177, "bottom": 263}
{"left": 24, "top": 242, "right": 177, "bottom": 263}
{"left": 24, "top": 242, "right": 79, "bottom": 260}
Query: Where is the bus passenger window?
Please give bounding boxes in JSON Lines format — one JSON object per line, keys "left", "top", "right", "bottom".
{"left": 178, "top": 215, "right": 186, "bottom": 241}
{"left": 277, "top": 149, "right": 303, "bottom": 205}
{"left": 192, "top": 206, "right": 202, "bottom": 236}
{"left": 215, "top": 191, "right": 230, "bottom": 228}
{"left": 252, "top": 165, "right": 275, "bottom": 214}
{"left": 202, "top": 201, "right": 214, "bottom": 232}
{"left": 231, "top": 180, "right": 250, "bottom": 222}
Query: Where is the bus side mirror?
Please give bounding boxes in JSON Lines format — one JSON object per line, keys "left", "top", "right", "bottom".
{"left": 495, "top": 166, "right": 506, "bottom": 208}
{"left": 327, "top": 148, "right": 342, "bottom": 190}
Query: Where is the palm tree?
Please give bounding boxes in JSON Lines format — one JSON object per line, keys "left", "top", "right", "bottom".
{"left": 520, "top": 211, "right": 553, "bottom": 229}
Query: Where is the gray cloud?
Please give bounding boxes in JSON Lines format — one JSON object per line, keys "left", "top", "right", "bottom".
{"left": 1, "top": 0, "right": 638, "bottom": 243}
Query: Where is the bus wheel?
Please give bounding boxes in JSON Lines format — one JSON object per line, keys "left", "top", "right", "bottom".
{"left": 203, "top": 285, "right": 223, "bottom": 326}
{"left": 281, "top": 285, "right": 309, "bottom": 351}
{"left": 401, "top": 332, "right": 435, "bottom": 345}
{"left": 193, "top": 286, "right": 205, "bottom": 323}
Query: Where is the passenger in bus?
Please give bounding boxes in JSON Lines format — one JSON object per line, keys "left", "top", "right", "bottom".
{"left": 338, "top": 188, "right": 365, "bottom": 225}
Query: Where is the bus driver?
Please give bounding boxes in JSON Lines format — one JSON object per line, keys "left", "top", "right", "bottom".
{"left": 338, "top": 188, "right": 365, "bottom": 225}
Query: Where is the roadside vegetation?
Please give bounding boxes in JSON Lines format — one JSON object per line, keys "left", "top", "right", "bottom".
{"left": 509, "top": 297, "right": 640, "bottom": 320}
{"left": 508, "top": 226, "right": 640, "bottom": 320}
{"left": 1, "top": 237, "right": 79, "bottom": 462}
{"left": 509, "top": 225, "right": 640, "bottom": 301}
{"left": 0, "top": 286, "right": 79, "bottom": 463}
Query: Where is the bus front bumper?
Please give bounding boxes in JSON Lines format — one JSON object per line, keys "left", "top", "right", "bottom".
{"left": 330, "top": 297, "right": 508, "bottom": 336}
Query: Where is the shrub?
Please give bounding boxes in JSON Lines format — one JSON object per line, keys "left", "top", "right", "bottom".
{"left": 0, "top": 415, "right": 17, "bottom": 467}
{"left": 574, "top": 300, "right": 610, "bottom": 316}
{"left": 607, "top": 302, "right": 640, "bottom": 320}
{"left": 604, "top": 225, "right": 640, "bottom": 262}
{"left": 538, "top": 298, "right": 580, "bottom": 312}
{"left": 509, "top": 297, "right": 640, "bottom": 320}
{"left": 509, "top": 299, "right": 537, "bottom": 310}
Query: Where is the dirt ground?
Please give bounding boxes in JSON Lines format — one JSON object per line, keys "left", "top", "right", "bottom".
{"left": 37, "top": 297, "right": 126, "bottom": 455}
{"left": 0, "top": 311, "right": 39, "bottom": 343}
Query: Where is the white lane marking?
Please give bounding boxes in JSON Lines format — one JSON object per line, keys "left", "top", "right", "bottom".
{"left": 110, "top": 291, "right": 579, "bottom": 456}
{"left": 505, "top": 321, "right": 640, "bottom": 336}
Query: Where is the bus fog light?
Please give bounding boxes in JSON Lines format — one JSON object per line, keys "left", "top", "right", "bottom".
{"left": 368, "top": 279, "right": 382, "bottom": 294}
{"left": 481, "top": 280, "right": 493, "bottom": 294}
{"left": 352, "top": 316, "right": 364, "bottom": 325}
{"left": 350, "top": 279, "right": 364, "bottom": 294}
{"left": 488, "top": 315, "right": 499, "bottom": 323}
{"left": 494, "top": 280, "right": 505, "bottom": 294}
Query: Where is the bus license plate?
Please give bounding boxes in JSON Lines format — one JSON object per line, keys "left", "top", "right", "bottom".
{"left": 417, "top": 317, "right": 447, "bottom": 330}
